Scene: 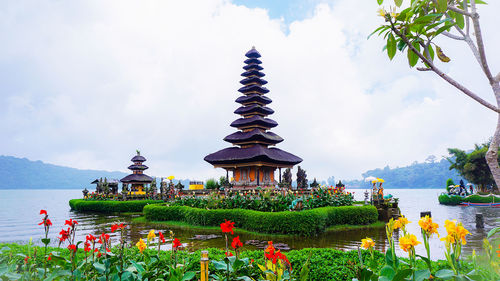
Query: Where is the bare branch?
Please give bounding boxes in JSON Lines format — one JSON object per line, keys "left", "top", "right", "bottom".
{"left": 388, "top": 19, "right": 499, "bottom": 113}
{"left": 433, "top": 28, "right": 465, "bottom": 40}
{"left": 463, "top": 0, "right": 470, "bottom": 35}
{"left": 470, "top": 0, "right": 495, "bottom": 84}
{"left": 417, "top": 67, "right": 432, "bottom": 71}
{"left": 495, "top": 72, "right": 500, "bottom": 83}
{"left": 448, "top": 5, "right": 473, "bottom": 17}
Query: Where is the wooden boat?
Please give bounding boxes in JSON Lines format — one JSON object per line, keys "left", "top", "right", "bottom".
{"left": 459, "top": 202, "right": 500, "bottom": 207}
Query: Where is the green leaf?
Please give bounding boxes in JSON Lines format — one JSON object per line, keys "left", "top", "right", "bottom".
{"left": 407, "top": 41, "right": 420, "bottom": 67}
{"left": 437, "top": 0, "right": 448, "bottom": 13}
{"left": 182, "top": 271, "right": 196, "bottom": 281}
{"left": 487, "top": 226, "right": 500, "bottom": 238}
{"left": 397, "top": 40, "right": 406, "bottom": 51}
{"left": 394, "top": 0, "right": 403, "bottom": 7}
{"left": 41, "top": 238, "right": 50, "bottom": 246}
{"left": 380, "top": 265, "right": 395, "bottom": 279}
{"left": 414, "top": 269, "right": 431, "bottom": 281}
{"left": 455, "top": 12, "right": 465, "bottom": 29}
{"left": 377, "top": 0, "right": 384, "bottom": 5}
{"left": 392, "top": 268, "right": 413, "bottom": 281}
{"left": 93, "top": 262, "right": 106, "bottom": 274}
{"left": 414, "top": 14, "right": 439, "bottom": 24}
{"left": 387, "top": 33, "right": 396, "bottom": 60}
{"left": 211, "top": 260, "right": 228, "bottom": 271}
{"left": 435, "top": 269, "right": 455, "bottom": 279}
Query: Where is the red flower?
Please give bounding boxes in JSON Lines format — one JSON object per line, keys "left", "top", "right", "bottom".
{"left": 86, "top": 234, "right": 96, "bottom": 242}
{"left": 220, "top": 219, "right": 235, "bottom": 235}
{"left": 65, "top": 219, "right": 78, "bottom": 226}
{"left": 38, "top": 218, "right": 52, "bottom": 226}
{"left": 67, "top": 244, "right": 77, "bottom": 253}
{"left": 84, "top": 242, "right": 91, "bottom": 252}
{"left": 40, "top": 210, "right": 47, "bottom": 215}
{"left": 98, "top": 233, "right": 110, "bottom": 244}
{"left": 172, "top": 238, "right": 182, "bottom": 249}
{"left": 225, "top": 251, "right": 234, "bottom": 257}
{"left": 231, "top": 236, "right": 243, "bottom": 250}
{"left": 111, "top": 223, "right": 125, "bottom": 232}
{"left": 59, "top": 228, "right": 70, "bottom": 242}
{"left": 47, "top": 253, "right": 52, "bottom": 261}
{"left": 159, "top": 231, "right": 166, "bottom": 243}
{"left": 24, "top": 255, "right": 30, "bottom": 264}
{"left": 264, "top": 241, "right": 275, "bottom": 260}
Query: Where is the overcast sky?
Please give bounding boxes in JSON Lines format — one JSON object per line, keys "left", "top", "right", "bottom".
{"left": 1, "top": 0, "right": 498, "bottom": 181}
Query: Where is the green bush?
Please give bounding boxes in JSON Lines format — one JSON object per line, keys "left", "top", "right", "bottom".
{"left": 438, "top": 194, "right": 499, "bottom": 205}
{"left": 438, "top": 194, "right": 463, "bottom": 205}
{"left": 205, "top": 178, "right": 219, "bottom": 190}
{"left": 69, "top": 199, "right": 163, "bottom": 213}
{"left": 143, "top": 205, "right": 378, "bottom": 236}
{"left": 446, "top": 178, "right": 455, "bottom": 192}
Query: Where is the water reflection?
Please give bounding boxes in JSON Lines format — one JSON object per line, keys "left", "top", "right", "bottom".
{"left": 0, "top": 189, "right": 497, "bottom": 260}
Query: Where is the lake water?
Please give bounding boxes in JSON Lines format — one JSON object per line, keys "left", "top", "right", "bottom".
{"left": 0, "top": 189, "right": 498, "bottom": 259}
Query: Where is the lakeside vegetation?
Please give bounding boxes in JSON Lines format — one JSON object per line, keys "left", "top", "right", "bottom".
{"left": 438, "top": 194, "right": 500, "bottom": 206}
{"left": 69, "top": 199, "right": 164, "bottom": 213}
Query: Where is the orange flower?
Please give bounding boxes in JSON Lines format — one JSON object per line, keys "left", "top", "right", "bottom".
{"left": 136, "top": 238, "right": 146, "bottom": 253}
{"left": 399, "top": 234, "right": 421, "bottom": 253}
{"left": 361, "top": 238, "right": 375, "bottom": 250}
{"left": 441, "top": 220, "right": 469, "bottom": 245}
{"left": 418, "top": 216, "right": 439, "bottom": 237}
{"left": 497, "top": 244, "right": 500, "bottom": 257}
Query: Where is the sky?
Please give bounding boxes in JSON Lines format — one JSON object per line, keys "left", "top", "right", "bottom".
{"left": 1, "top": 0, "right": 498, "bottom": 181}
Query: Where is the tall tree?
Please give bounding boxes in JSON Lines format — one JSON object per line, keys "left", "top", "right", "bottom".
{"left": 373, "top": 0, "right": 500, "bottom": 189}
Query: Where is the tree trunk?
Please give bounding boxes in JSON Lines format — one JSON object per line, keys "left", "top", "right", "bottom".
{"left": 486, "top": 83, "right": 500, "bottom": 192}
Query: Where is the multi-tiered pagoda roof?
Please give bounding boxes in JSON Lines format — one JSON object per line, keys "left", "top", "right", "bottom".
{"left": 120, "top": 151, "right": 153, "bottom": 184}
{"left": 204, "top": 47, "right": 302, "bottom": 168}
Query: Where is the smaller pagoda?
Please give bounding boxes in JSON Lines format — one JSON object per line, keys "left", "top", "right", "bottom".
{"left": 120, "top": 151, "right": 153, "bottom": 194}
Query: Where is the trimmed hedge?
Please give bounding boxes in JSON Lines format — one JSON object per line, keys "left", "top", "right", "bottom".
{"left": 69, "top": 199, "right": 163, "bottom": 213}
{"left": 438, "top": 194, "right": 499, "bottom": 205}
{"left": 143, "top": 204, "right": 378, "bottom": 236}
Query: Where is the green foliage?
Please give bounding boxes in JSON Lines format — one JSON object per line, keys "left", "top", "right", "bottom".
{"left": 448, "top": 143, "right": 499, "bottom": 190}
{"left": 438, "top": 194, "right": 499, "bottom": 205}
{"left": 143, "top": 205, "right": 378, "bottom": 236}
{"left": 445, "top": 178, "right": 455, "bottom": 191}
{"left": 69, "top": 199, "right": 163, "bottom": 213}
{"left": 205, "top": 178, "right": 220, "bottom": 190}
{"left": 283, "top": 168, "right": 292, "bottom": 187}
{"left": 169, "top": 188, "right": 354, "bottom": 212}
{"left": 437, "top": 194, "right": 463, "bottom": 205}
{"left": 0, "top": 243, "right": 390, "bottom": 281}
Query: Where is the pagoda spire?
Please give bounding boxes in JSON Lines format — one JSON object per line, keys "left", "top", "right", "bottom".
{"left": 204, "top": 47, "right": 302, "bottom": 189}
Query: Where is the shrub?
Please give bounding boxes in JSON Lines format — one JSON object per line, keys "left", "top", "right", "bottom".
{"left": 205, "top": 178, "right": 219, "bottom": 190}
{"left": 438, "top": 194, "right": 463, "bottom": 205}
{"left": 143, "top": 205, "right": 378, "bottom": 236}
{"left": 446, "top": 178, "right": 455, "bottom": 192}
{"left": 69, "top": 199, "right": 163, "bottom": 213}
{"left": 464, "top": 194, "right": 499, "bottom": 203}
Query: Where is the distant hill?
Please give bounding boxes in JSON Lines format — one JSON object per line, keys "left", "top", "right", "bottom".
{"left": 0, "top": 155, "right": 128, "bottom": 189}
{"left": 343, "top": 159, "right": 461, "bottom": 189}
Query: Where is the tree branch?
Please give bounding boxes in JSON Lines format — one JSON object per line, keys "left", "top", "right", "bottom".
{"left": 495, "top": 72, "right": 500, "bottom": 83}
{"left": 462, "top": 0, "right": 470, "bottom": 35}
{"left": 433, "top": 28, "right": 464, "bottom": 40}
{"left": 470, "top": 0, "right": 495, "bottom": 84}
{"left": 448, "top": 5, "right": 473, "bottom": 17}
{"left": 388, "top": 19, "right": 499, "bottom": 113}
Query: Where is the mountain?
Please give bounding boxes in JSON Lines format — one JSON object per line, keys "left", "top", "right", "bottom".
{"left": 343, "top": 159, "right": 461, "bottom": 189}
{"left": 0, "top": 155, "right": 128, "bottom": 189}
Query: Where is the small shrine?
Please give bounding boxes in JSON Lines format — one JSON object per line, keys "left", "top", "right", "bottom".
{"left": 204, "top": 47, "right": 302, "bottom": 189}
{"left": 120, "top": 151, "right": 153, "bottom": 194}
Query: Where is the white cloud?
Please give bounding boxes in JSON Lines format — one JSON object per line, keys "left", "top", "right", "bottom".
{"left": 0, "top": 0, "right": 497, "bottom": 182}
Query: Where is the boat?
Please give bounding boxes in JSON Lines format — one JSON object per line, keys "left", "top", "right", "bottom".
{"left": 459, "top": 202, "right": 500, "bottom": 207}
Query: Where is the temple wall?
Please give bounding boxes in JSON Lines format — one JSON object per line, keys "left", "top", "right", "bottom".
{"left": 249, "top": 168, "right": 255, "bottom": 182}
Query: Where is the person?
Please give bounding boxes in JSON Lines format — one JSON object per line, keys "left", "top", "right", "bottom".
{"left": 470, "top": 185, "right": 474, "bottom": 194}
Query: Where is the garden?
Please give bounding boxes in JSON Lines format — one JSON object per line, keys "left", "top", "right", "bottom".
{"left": 1, "top": 209, "right": 498, "bottom": 280}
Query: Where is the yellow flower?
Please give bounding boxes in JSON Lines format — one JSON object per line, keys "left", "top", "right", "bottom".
{"left": 377, "top": 8, "right": 386, "bottom": 17}
{"left": 455, "top": 225, "right": 470, "bottom": 245}
{"left": 393, "top": 220, "right": 402, "bottom": 229}
{"left": 167, "top": 175, "right": 175, "bottom": 181}
{"left": 398, "top": 216, "right": 411, "bottom": 227}
{"left": 147, "top": 229, "right": 156, "bottom": 241}
{"left": 399, "top": 234, "right": 421, "bottom": 253}
{"left": 361, "top": 238, "right": 375, "bottom": 250}
{"left": 136, "top": 238, "right": 146, "bottom": 253}
{"left": 418, "top": 216, "right": 439, "bottom": 237}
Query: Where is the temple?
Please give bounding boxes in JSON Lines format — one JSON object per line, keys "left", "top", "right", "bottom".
{"left": 120, "top": 151, "right": 153, "bottom": 194}
{"left": 204, "top": 47, "right": 302, "bottom": 189}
